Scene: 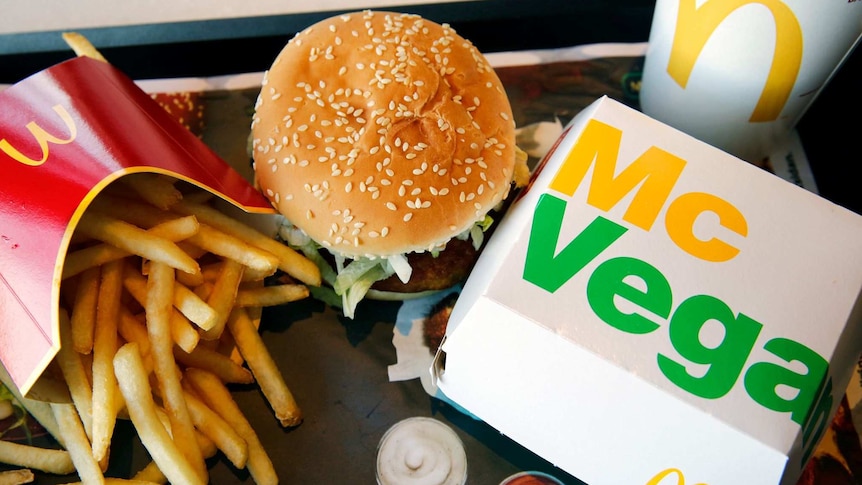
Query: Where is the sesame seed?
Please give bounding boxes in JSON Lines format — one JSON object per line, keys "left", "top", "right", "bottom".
{"left": 403, "top": 213, "right": 413, "bottom": 222}
{"left": 386, "top": 202, "right": 397, "bottom": 211}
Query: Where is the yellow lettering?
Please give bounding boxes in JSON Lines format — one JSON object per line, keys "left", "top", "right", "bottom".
{"left": 665, "top": 192, "right": 746, "bottom": 262}
{"left": 548, "top": 119, "right": 686, "bottom": 231}
{"left": 0, "top": 104, "right": 77, "bottom": 166}
{"left": 646, "top": 467, "right": 708, "bottom": 485}
{"left": 668, "top": 0, "right": 802, "bottom": 121}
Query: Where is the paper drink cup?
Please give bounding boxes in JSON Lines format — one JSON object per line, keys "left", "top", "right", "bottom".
{"left": 639, "top": 0, "right": 862, "bottom": 163}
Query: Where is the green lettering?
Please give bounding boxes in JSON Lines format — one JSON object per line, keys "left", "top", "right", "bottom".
{"left": 523, "top": 194, "right": 627, "bottom": 293}
{"left": 658, "top": 295, "right": 762, "bottom": 399}
{"left": 587, "top": 256, "right": 672, "bottom": 334}
{"left": 744, "top": 338, "right": 829, "bottom": 425}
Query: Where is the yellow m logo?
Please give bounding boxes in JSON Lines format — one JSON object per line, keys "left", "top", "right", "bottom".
{"left": 0, "top": 104, "right": 77, "bottom": 166}
{"left": 668, "top": 0, "right": 802, "bottom": 122}
{"left": 646, "top": 468, "right": 708, "bottom": 485}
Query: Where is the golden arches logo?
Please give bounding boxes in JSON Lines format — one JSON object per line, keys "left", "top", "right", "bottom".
{"left": 667, "top": 0, "right": 802, "bottom": 122}
{"left": 0, "top": 104, "right": 77, "bottom": 166}
{"left": 646, "top": 468, "right": 708, "bottom": 485}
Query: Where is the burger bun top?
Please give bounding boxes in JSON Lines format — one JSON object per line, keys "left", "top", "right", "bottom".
{"left": 251, "top": 10, "right": 517, "bottom": 259}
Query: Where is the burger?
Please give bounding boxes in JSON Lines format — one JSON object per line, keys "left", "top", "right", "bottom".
{"left": 251, "top": 10, "right": 529, "bottom": 317}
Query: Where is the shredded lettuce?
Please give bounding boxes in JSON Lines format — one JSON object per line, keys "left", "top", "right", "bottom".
{"left": 340, "top": 263, "right": 393, "bottom": 319}
{"left": 276, "top": 215, "right": 492, "bottom": 318}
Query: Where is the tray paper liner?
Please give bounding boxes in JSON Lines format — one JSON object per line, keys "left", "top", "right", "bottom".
{"left": 0, "top": 56, "right": 272, "bottom": 396}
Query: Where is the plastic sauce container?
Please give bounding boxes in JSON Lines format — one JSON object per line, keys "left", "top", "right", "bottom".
{"left": 499, "top": 471, "right": 567, "bottom": 485}
{"left": 376, "top": 417, "right": 468, "bottom": 485}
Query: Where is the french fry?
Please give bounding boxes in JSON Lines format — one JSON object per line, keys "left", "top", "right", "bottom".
{"left": 112, "top": 342, "right": 205, "bottom": 485}
{"left": 153, "top": 405, "right": 219, "bottom": 459}
{"left": 175, "top": 258, "right": 206, "bottom": 287}
{"left": 181, "top": 388, "right": 248, "bottom": 468}
{"left": 120, "top": 173, "right": 183, "bottom": 210}
{"left": 186, "top": 224, "right": 279, "bottom": 276}
{"left": 122, "top": 268, "right": 200, "bottom": 352}
{"left": 227, "top": 307, "right": 302, "bottom": 427}
{"left": 51, "top": 402, "right": 105, "bottom": 484}
{"left": 116, "top": 309, "right": 158, "bottom": 381}
{"left": 173, "top": 344, "right": 253, "bottom": 385}
{"left": 235, "top": 283, "right": 310, "bottom": 308}
{"left": 62, "top": 32, "right": 107, "bottom": 62}
{"left": 202, "top": 259, "right": 244, "bottom": 340}
{"left": 185, "top": 368, "right": 278, "bottom": 485}
{"left": 144, "top": 262, "right": 207, "bottom": 482}
{"left": 75, "top": 211, "right": 199, "bottom": 275}
{"left": 0, "top": 441, "right": 74, "bottom": 475}
{"left": 0, "top": 469, "right": 34, "bottom": 485}
{"left": 130, "top": 461, "right": 166, "bottom": 484}
{"left": 55, "top": 311, "right": 95, "bottom": 440}
{"left": 69, "top": 266, "right": 100, "bottom": 354}
{"left": 62, "top": 215, "right": 200, "bottom": 280}
{"left": 88, "top": 195, "right": 174, "bottom": 228}
{"left": 171, "top": 281, "right": 218, "bottom": 331}
{"left": 168, "top": 312, "right": 201, "bottom": 354}
{"left": 126, "top": 406, "right": 219, "bottom": 485}
{"left": 91, "top": 258, "right": 123, "bottom": 463}
{"left": 172, "top": 199, "right": 321, "bottom": 286}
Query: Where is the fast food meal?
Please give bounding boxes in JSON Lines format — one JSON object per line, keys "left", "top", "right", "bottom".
{"left": 250, "top": 10, "right": 530, "bottom": 317}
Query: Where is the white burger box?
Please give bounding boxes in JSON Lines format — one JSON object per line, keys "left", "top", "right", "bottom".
{"left": 432, "top": 96, "right": 862, "bottom": 485}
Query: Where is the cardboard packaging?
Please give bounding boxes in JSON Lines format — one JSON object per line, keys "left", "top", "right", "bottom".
{"left": 0, "top": 56, "right": 272, "bottom": 397}
{"left": 434, "top": 96, "right": 862, "bottom": 485}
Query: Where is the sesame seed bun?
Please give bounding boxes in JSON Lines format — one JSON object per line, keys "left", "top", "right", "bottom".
{"left": 251, "top": 10, "right": 517, "bottom": 260}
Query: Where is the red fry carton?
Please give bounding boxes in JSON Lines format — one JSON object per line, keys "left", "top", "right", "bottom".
{"left": 434, "top": 96, "right": 862, "bottom": 485}
{"left": 0, "top": 56, "right": 272, "bottom": 396}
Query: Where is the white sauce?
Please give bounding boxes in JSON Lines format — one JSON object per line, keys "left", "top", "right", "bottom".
{"left": 376, "top": 417, "right": 468, "bottom": 485}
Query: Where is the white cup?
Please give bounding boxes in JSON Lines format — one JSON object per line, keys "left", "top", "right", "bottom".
{"left": 640, "top": 0, "right": 862, "bottom": 163}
